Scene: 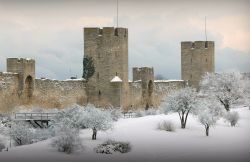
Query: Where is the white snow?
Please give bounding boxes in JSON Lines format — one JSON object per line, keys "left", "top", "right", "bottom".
{"left": 1, "top": 72, "right": 18, "bottom": 75}
{"left": 154, "top": 79, "right": 184, "bottom": 82}
{"left": 65, "top": 78, "right": 85, "bottom": 81}
{"left": 110, "top": 76, "right": 122, "bottom": 82}
{"left": 0, "top": 107, "right": 250, "bottom": 162}
{"left": 133, "top": 80, "right": 141, "bottom": 83}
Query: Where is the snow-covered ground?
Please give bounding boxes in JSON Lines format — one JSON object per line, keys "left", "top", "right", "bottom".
{"left": 0, "top": 107, "right": 250, "bottom": 162}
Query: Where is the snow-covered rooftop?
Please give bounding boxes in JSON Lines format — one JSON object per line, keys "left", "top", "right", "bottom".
{"left": 110, "top": 76, "right": 122, "bottom": 82}
{"left": 133, "top": 80, "right": 142, "bottom": 83}
{"left": 154, "top": 80, "right": 184, "bottom": 83}
{"left": 65, "top": 78, "right": 85, "bottom": 81}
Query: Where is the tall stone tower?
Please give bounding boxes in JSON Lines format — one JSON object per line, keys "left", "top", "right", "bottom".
{"left": 181, "top": 41, "right": 214, "bottom": 89}
{"left": 84, "top": 27, "right": 129, "bottom": 108}
{"left": 7, "top": 58, "right": 35, "bottom": 101}
{"left": 133, "top": 67, "right": 154, "bottom": 109}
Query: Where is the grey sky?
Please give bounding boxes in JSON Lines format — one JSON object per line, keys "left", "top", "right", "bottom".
{"left": 0, "top": 0, "right": 249, "bottom": 80}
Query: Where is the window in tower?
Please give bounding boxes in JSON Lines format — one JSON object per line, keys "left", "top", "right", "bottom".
{"left": 191, "top": 43, "right": 195, "bottom": 49}
{"left": 205, "top": 41, "right": 208, "bottom": 49}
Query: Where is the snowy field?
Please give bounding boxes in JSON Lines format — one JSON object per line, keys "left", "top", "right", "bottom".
{"left": 0, "top": 107, "right": 250, "bottom": 162}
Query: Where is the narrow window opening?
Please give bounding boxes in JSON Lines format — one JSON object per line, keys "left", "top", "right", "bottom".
{"left": 98, "top": 90, "right": 101, "bottom": 96}
{"left": 190, "top": 74, "right": 192, "bottom": 79}
{"left": 116, "top": 72, "right": 118, "bottom": 76}
{"left": 205, "top": 41, "right": 208, "bottom": 48}
{"left": 191, "top": 43, "right": 195, "bottom": 49}
{"left": 206, "top": 58, "right": 208, "bottom": 62}
{"left": 115, "top": 28, "right": 118, "bottom": 36}
{"left": 99, "top": 29, "right": 103, "bottom": 35}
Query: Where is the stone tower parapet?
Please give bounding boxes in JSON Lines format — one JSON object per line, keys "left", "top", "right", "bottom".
{"left": 84, "top": 27, "right": 129, "bottom": 108}
{"left": 7, "top": 58, "right": 35, "bottom": 100}
{"left": 133, "top": 67, "right": 154, "bottom": 109}
{"left": 181, "top": 41, "right": 214, "bottom": 89}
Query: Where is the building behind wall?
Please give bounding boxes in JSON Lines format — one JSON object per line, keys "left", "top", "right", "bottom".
{"left": 181, "top": 41, "right": 215, "bottom": 89}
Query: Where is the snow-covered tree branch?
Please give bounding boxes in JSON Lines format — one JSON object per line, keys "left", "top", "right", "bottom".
{"left": 82, "top": 105, "right": 113, "bottom": 140}
{"left": 197, "top": 98, "right": 224, "bottom": 136}
{"left": 200, "top": 72, "right": 245, "bottom": 111}
{"left": 162, "top": 87, "right": 198, "bottom": 128}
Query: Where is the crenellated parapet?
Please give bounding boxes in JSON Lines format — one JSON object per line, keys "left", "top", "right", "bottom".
{"left": 181, "top": 41, "right": 215, "bottom": 89}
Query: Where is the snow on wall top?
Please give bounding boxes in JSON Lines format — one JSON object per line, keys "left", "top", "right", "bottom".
{"left": 0, "top": 72, "right": 18, "bottom": 75}
{"left": 154, "top": 80, "right": 184, "bottom": 83}
{"left": 36, "top": 78, "right": 86, "bottom": 82}
{"left": 110, "top": 76, "right": 122, "bottom": 82}
{"left": 133, "top": 80, "right": 142, "bottom": 83}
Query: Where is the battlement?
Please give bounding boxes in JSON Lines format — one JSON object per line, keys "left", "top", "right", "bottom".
{"left": 7, "top": 58, "right": 35, "bottom": 64}
{"left": 133, "top": 67, "right": 154, "bottom": 73}
{"left": 0, "top": 71, "right": 19, "bottom": 77}
{"left": 133, "top": 67, "right": 154, "bottom": 82}
{"left": 84, "top": 27, "right": 127, "bottom": 37}
{"left": 181, "top": 41, "right": 214, "bottom": 49}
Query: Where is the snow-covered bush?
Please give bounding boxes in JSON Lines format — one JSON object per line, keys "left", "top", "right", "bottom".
{"left": 109, "top": 108, "right": 123, "bottom": 121}
{"left": 158, "top": 120, "right": 175, "bottom": 132}
{"left": 145, "top": 108, "right": 158, "bottom": 116}
{"left": 52, "top": 126, "right": 82, "bottom": 154}
{"left": 53, "top": 105, "right": 85, "bottom": 129}
{"left": 94, "top": 140, "right": 131, "bottom": 154}
{"left": 162, "top": 87, "right": 199, "bottom": 128}
{"left": 82, "top": 105, "right": 113, "bottom": 140}
{"left": 224, "top": 111, "right": 239, "bottom": 127}
{"left": 242, "top": 77, "right": 250, "bottom": 109}
{"left": 9, "top": 122, "right": 34, "bottom": 146}
{"left": 32, "top": 127, "right": 55, "bottom": 142}
{"left": 200, "top": 72, "right": 244, "bottom": 112}
{"left": 134, "top": 109, "right": 146, "bottom": 117}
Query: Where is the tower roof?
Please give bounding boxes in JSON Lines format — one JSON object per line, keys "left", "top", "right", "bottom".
{"left": 110, "top": 76, "right": 122, "bottom": 82}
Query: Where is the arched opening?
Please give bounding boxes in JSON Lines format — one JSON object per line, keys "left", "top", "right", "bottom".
{"left": 24, "top": 75, "right": 34, "bottom": 99}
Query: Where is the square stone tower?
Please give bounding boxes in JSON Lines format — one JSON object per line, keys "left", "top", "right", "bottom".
{"left": 181, "top": 41, "right": 214, "bottom": 89}
{"left": 133, "top": 67, "right": 154, "bottom": 109}
{"left": 7, "top": 58, "right": 35, "bottom": 100}
{"left": 84, "top": 27, "right": 129, "bottom": 108}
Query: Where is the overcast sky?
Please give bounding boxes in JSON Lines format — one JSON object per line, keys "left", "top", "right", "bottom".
{"left": 0, "top": 0, "right": 249, "bottom": 80}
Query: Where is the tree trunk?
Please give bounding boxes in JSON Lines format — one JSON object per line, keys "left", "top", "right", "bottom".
{"left": 205, "top": 126, "right": 209, "bottom": 136}
{"left": 181, "top": 116, "right": 186, "bottom": 129}
{"left": 225, "top": 104, "right": 230, "bottom": 112}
